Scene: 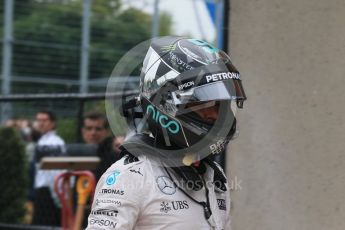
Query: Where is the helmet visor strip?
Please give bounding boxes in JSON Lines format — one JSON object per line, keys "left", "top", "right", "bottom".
{"left": 171, "top": 80, "right": 245, "bottom": 106}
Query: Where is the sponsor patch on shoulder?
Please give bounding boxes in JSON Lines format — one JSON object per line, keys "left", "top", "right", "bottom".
{"left": 106, "top": 170, "right": 121, "bottom": 185}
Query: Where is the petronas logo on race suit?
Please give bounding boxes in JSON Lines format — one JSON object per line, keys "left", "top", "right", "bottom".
{"left": 106, "top": 171, "right": 121, "bottom": 185}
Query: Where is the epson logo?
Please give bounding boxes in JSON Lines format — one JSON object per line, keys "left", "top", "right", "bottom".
{"left": 91, "top": 209, "right": 118, "bottom": 217}
{"left": 178, "top": 81, "right": 194, "bottom": 90}
{"left": 89, "top": 219, "right": 117, "bottom": 228}
{"left": 206, "top": 72, "right": 240, "bottom": 83}
{"left": 100, "top": 189, "right": 124, "bottom": 195}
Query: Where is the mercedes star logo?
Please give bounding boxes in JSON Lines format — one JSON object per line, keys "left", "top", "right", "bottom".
{"left": 156, "top": 176, "right": 176, "bottom": 195}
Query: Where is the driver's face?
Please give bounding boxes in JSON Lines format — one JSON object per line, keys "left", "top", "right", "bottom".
{"left": 185, "top": 101, "right": 220, "bottom": 123}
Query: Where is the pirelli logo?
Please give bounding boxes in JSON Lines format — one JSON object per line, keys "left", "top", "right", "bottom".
{"left": 91, "top": 209, "right": 118, "bottom": 217}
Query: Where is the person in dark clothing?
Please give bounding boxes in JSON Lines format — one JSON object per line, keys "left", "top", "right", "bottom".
{"left": 93, "top": 135, "right": 125, "bottom": 182}
{"left": 80, "top": 112, "right": 124, "bottom": 228}
{"left": 32, "top": 110, "right": 65, "bottom": 227}
{"left": 81, "top": 111, "right": 124, "bottom": 181}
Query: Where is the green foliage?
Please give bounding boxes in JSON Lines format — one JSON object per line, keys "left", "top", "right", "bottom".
{"left": 0, "top": 128, "right": 28, "bottom": 224}
{"left": 91, "top": 0, "right": 121, "bottom": 17}
{"left": 0, "top": 0, "right": 173, "bottom": 94}
{"left": 108, "top": 108, "right": 128, "bottom": 136}
{"left": 56, "top": 118, "right": 78, "bottom": 143}
{"left": 105, "top": 100, "right": 128, "bottom": 136}
{"left": 84, "top": 100, "right": 106, "bottom": 114}
{"left": 159, "top": 12, "right": 173, "bottom": 36}
{"left": 13, "top": 3, "right": 82, "bottom": 80}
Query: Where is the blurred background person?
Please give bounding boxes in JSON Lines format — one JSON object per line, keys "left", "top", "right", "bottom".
{"left": 81, "top": 111, "right": 124, "bottom": 181}
{"left": 4, "top": 119, "right": 17, "bottom": 129}
{"left": 94, "top": 134, "right": 125, "bottom": 181}
{"left": 32, "top": 110, "right": 65, "bottom": 227}
{"left": 79, "top": 112, "right": 124, "bottom": 228}
{"left": 23, "top": 125, "right": 41, "bottom": 225}
{"left": 16, "top": 119, "right": 41, "bottom": 224}
{"left": 81, "top": 111, "right": 109, "bottom": 145}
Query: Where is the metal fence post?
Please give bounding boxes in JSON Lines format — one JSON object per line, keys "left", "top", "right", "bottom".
{"left": 79, "top": 0, "right": 91, "bottom": 94}
{"left": 77, "top": 99, "right": 85, "bottom": 142}
{"left": 215, "top": 0, "right": 224, "bottom": 49}
{"left": 151, "top": 0, "right": 160, "bottom": 38}
{"left": 1, "top": 0, "right": 14, "bottom": 124}
{"left": 222, "top": 0, "right": 230, "bottom": 53}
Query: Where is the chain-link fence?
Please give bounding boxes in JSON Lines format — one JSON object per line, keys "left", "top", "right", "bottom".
{"left": 0, "top": 0, "right": 222, "bottom": 121}
{"left": 1, "top": 0, "right": 154, "bottom": 93}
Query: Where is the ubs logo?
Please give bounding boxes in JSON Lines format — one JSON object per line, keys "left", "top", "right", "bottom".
{"left": 146, "top": 105, "right": 180, "bottom": 134}
{"left": 160, "top": 201, "right": 172, "bottom": 213}
{"left": 171, "top": 200, "right": 189, "bottom": 210}
{"left": 159, "top": 200, "right": 189, "bottom": 213}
